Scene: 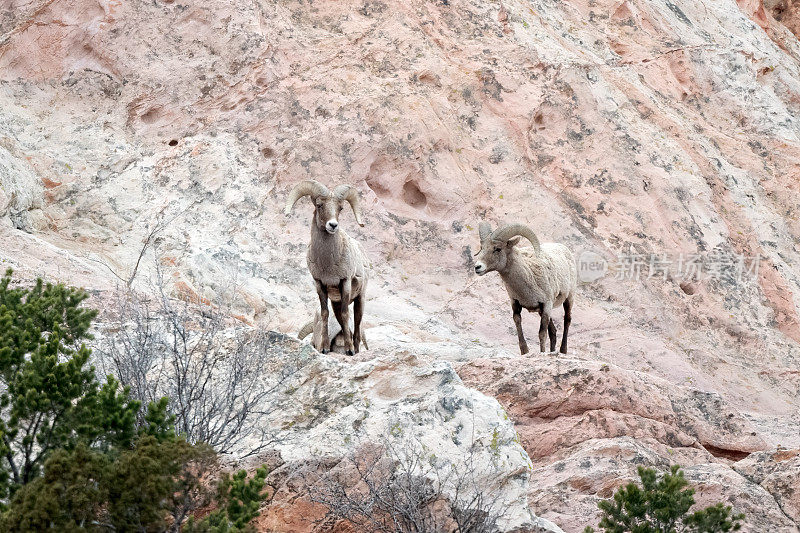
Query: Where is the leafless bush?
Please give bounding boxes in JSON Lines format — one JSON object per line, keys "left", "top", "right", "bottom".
{"left": 96, "top": 262, "right": 307, "bottom": 458}
{"left": 309, "top": 435, "right": 503, "bottom": 533}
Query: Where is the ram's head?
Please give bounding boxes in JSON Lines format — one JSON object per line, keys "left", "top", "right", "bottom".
{"left": 285, "top": 180, "right": 364, "bottom": 234}
{"left": 474, "top": 223, "right": 541, "bottom": 275}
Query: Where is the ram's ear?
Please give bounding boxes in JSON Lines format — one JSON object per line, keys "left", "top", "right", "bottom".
{"left": 506, "top": 236, "right": 521, "bottom": 248}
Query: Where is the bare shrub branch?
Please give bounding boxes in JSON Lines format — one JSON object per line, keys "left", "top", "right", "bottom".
{"left": 96, "top": 259, "right": 308, "bottom": 458}
{"left": 83, "top": 205, "right": 178, "bottom": 288}
{"left": 308, "top": 433, "right": 503, "bottom": 533}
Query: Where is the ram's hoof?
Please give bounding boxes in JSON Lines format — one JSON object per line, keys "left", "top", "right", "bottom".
{"left": 346, "top": 350, "right": 354, "bottom": 356}
{"left": 321, "top": 348, "right": 329, "bottom": 354}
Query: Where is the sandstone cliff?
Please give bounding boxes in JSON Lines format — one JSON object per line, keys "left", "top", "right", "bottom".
{"left": 2, "top": 0, "right": 800, "bottom": 530}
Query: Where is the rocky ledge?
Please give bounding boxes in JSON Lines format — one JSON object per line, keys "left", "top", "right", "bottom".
{"left": 458, "top": 356, "right": 800, "bottom": 531}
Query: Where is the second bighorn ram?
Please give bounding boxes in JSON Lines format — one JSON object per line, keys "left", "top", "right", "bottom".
{"left": 285, "top": 180, "right": 369, "bottom": 355}
{"left": 473, "top": 223, "right": 576, "bottom": 355}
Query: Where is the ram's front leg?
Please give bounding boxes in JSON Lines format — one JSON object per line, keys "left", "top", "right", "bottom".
{"left": 512, "top": 300, "right": 528, "bottom": 355}
{"left": 560, "top": 295, "right": 573, "bottom": 354}
{"left": 538, "top": 302, "right": 553, "bottom": 353}
{"left": 338, "top": 278, "right": 355, "bottom": 355}
{"left": 353, "top": 292, "right": 364, "bottom": 353}
{"left": 314, "top": 279, "right": 331, "bottom": 353}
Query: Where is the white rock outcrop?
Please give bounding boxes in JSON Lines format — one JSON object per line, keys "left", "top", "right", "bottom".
{"left": 0, "top": 143, "right": 42, "bottom": 230}
{"left": 256, "top": 333, "right": 562, "bottom": 532}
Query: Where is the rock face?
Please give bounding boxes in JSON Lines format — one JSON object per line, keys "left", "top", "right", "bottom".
{"left": 2, "top": 0, "right": 800, "bottom": 530}
{"left": 1, "top": 0, "right": 799, "bottom": 415}
{"left": 734, "top": 449, "right": 800, "bottom": 523}
{"left": 242, "top": 334, "right": 563, "bottom": 533}
{"left": 458, "top": 357, "right": 799, "bottom": 531}
{"left": 0, "top": 143, "right": 42, "bottom": 231}
{"left": 458, "top": 357, "right": 768, "bottom": 461}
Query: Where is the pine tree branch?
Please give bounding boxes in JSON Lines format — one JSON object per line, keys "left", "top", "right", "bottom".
{"left": 2, "top": 433, "right": 19, "bottom": 485}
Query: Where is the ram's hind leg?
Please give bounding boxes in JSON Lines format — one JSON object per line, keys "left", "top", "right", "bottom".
{"left": 338, "top": 278, "right": 355, "bottom": 355}
{"left": 314, "top": 280, "right": 331, "bottom": 353}
{"left": 331, "top": 300, "right": 345, "bottom": 352}
{"left": 560, "top": 295, "right": 573, "bottom": 354}
{"left": 548, "top": 318, "right": 557, "bottom": 352}
{"left": 538, "top": 302, "right": 552, "bottom": 353}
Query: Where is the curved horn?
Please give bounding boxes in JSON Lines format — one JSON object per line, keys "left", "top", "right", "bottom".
{"left": 284, "top": 180, "right": 330, "bottom": 215}
{"left": 491, "top": 223, "right": 541, "bottom": 253}
{"left": 478, "top": 222, "right": 492, "bottom": 241}
{"left": 333, "top": 184, "right": 364, "bottom": 227}
{"left": 297, "top": 321, "right": 314, "bottom": 340}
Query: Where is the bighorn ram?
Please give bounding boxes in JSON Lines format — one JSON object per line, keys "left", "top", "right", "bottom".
{"left": 285, "top": 180, "right": 369, "bottom": 355}
{"left": 473, "top": 223, "right": 576, "bottom": 354}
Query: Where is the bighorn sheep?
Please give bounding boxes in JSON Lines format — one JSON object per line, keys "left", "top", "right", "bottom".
{"left": 473, "top": 223, "right": 576, "bottom": 355}
{"left": 285, "top": 180, "right": 369, "bottom": 355}
{"left": 298, "top": 311, "right": 369, "bottom": 354}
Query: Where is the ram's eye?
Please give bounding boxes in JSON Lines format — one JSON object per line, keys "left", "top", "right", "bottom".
{"left": 494, "top": 247, "right": 502, "bottom": 253}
